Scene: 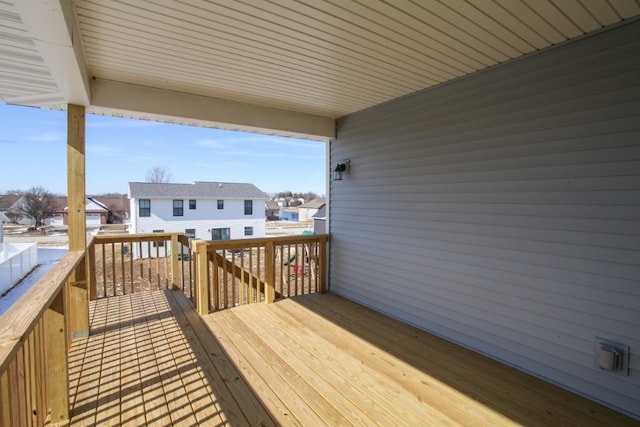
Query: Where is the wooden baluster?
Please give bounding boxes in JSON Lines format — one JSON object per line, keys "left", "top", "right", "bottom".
{"left": 231, "top": 250, "right": 237, "bottom": 306}
{"left": 211, "top": 248, "right": 219, "bottom": 310}
{"left": 171, "top": 234, "right": 179, "bottom": 290}
{"left": 110, "top": 243, "right": 116, "bottom": 295}
{"left": 36, "top": 320, "right": 47, "bottom": 427}
{"left": 101, "top": 243, "right": 107, "bottom": 296}
{"left": 256, "top": 246, "right": 262, "bottom": 301}
{"left": 248, "top": 247, "right": 254, "bottom": 304}
{"left": 239, "top": 249, "right": 245, "bottom": 305}
{"left": 0, "top": 369, "right": 11, "bottom": 426}
{"left": 128, "top": 240, "right": 134, "bottom": 293}
{"left": 119, "top": 241, "right": 125, "bottom": 294}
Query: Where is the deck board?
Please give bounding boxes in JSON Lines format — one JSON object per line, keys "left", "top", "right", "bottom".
{"left": 62, "top": 290, "right": 638, "bottom": 426}
{"left": 204, "top": 293, "right": 637, "bottom": 427}
{"left": 63, "top": 290, "right": 274, "bottom": 426}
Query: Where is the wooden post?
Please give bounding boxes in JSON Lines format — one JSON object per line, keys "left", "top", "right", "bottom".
{"left": 44, "top": 288, "right": 69, "bottom": 422}
{"left": 265, "top": 241, "right": 275, "bottom": 304}
{"left": 67, "top": 104, "right": 89, "bottom": 339}
{"left": 194, "top": 240, "right": 209, "bottom": 315}
{"left": 170, "top": 234, "right": 179, "bottom": 290}
{"left": 318, "top": 237, "right": 328, "bottom": 293}
{"left": 87, "top": 240, "right": 97, "bottom": 300}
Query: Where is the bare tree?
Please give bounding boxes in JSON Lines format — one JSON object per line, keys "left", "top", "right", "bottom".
{"left": 145, "top": 165, "right": 173, "bottom": 183}
{"left": 16, "top": 186, "right": 55, "bottom": 227}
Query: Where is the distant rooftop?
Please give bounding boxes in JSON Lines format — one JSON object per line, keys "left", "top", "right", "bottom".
{"left": 128, "top": 181, "right": 269, "bottom": 199}
{"left": 299, "top": 198, "right": 326, "bottom": 209}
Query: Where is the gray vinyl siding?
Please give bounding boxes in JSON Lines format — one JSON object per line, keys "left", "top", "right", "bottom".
{"left": 330, "top": 21, "right": 640, "bottom": 418}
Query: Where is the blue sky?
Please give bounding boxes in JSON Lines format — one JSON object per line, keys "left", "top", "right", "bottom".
{"left": 0, "top": 103, "right": 327, "bottom": 197}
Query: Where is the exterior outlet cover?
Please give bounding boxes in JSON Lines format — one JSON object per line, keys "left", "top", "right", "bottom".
{"left": 595, "top": 338, "right": 630, "bottom": 375}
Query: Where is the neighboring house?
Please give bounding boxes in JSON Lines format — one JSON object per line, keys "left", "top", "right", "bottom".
{"left": 128, "top": 181, "right": 269, "bottom": 257}
{"left": 298, "top": 198, "right": 325, "bottom": 222}
{"left": 278, "top": 208, "right": 298, "bottom": 221}
{"left": 265, "top": 200, "right": 280, "bottom": 220}
{"left": 96, "top": 194, "right": 130, "bottom": 224}
{"left": 45, "top": 196, "right": 68, "bottom": 226}
{"left": 84, "top": 197, "right": 109, "bottom": 226}
{"left": 0, "top": 194, "right": 110, "bottom": 227}
{"left": 0, "top": 194, "right": 29, "bottom": 225}
{"left": 312, "top": 205, "right": 326, "bottom": 235}
{"left": 46, "top": 197, "right": 109, "bottom": 227}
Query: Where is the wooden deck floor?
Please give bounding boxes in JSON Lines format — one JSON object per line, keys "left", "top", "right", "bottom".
{"left": 63, "top": 290, "right": 637, "bottom": 426}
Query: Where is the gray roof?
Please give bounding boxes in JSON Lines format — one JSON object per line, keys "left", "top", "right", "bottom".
{"left": 265, "top": 200, "right": 281, "bottom": 210}
{"left": 0, "top": 194, "right": 23, "bottom": 211}
{"left": 299, "top": 198, "right": 326, "bottom": 209}
{"left": 128, "top": 181, "right": 269, "bottom": 199}
{"left": 312, "top": 205, "right": 326, "bottom": 219}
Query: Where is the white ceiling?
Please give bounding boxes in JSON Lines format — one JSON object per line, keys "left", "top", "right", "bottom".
{"left": 1, "top": 0, "right": 639, "bottom": 139}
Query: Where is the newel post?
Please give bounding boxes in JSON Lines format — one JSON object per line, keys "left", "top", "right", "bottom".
{"left": 265, "top": 241, "right": 275, "bottom": 303}
{"left": 87, "top": 239, "right": 97, "bottom": 300}
{"left": 193, "top": 240, "right": 209, "bottom": 315}
{"left": 319, "top": 237, "right": 328, "bottom": 293}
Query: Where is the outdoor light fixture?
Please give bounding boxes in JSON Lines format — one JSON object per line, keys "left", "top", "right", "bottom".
{"left": 332, "top": 160, "right": 350, "bottom": 181}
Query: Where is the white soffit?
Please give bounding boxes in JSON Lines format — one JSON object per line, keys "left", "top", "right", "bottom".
{"left": 1, "top": 0, "right": 639, "bottom": 138}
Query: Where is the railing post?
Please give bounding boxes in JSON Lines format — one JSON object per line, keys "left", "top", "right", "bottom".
{"left": 87, "top": 240, "right": 97, "bottom": 301}
{"left": 170, "top": 234, "right": 179, "bottom": 290}
{"left": 193, "top": 240, "right": 209, "bottom": 315}
{"left": 44, "top": 287, "right": 69, "bottom": 423}
{"left": 68, "top": 259, "right": 89, "bottom": 339}
{"left": 319, "top": 237, "right": 328, "bottom": 293}
{"left": 265, "top": 241, "right": 275, "bottom": 304}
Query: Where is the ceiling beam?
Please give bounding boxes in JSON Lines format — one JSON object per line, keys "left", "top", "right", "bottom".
{"left": 90, "top": 79, "right": 335, "bottom": 141}
{"left": 13, "top": 0, "right": 91, "bottom": 106}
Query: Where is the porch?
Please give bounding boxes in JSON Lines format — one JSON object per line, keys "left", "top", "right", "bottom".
{"left": 62, "top": 290, "right": 632, "bottom": 426}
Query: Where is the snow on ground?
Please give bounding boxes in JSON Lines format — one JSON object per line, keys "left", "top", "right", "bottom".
{"left": 0, "top": 247, "right": 68, "bottom": 316}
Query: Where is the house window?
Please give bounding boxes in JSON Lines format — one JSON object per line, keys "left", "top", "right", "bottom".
{"left": 211, "top": 228, "right": 230, "bottom": 240}
{"left": 173, "top": 200, "right": 183, "bottom": 216}
{"left": 152, "top": 229, "right": 164, "bottom": 247}
{"left": 189, "top": 199, "right": 196, "bottom": 210}
{"left": 185, "top": 228, "right": 196, "bottom": 238}
{"left": 244, "top": 226, "right": 253, "bottom": 236}
{"left": 139, "top": 199, "right": 150, "bottom": 217}
{"left": 244, "top": 200, "right": 253, "bottom": 215}
{"left": 217, "top": 199, "right": 224, "bottom": 210}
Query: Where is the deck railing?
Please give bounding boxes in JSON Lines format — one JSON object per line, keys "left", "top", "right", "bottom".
{"left": 88, "top": 233, "right": 194, "bottom": 299}
{"left": 0, "top": 250, "right": 85, "bottom": 426}
{"left": 0, "top": 232, "right": 328, "bottom": 425}
{"left": 192, "top": 234, "right": 329, "bottom": 314}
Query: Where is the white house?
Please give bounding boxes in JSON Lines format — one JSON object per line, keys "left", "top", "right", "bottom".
{"left": 128, "top": 181, "right": 269, "bottom": 257}
{"left": 47, "top": 197, "right": 109, "bottom": 227}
